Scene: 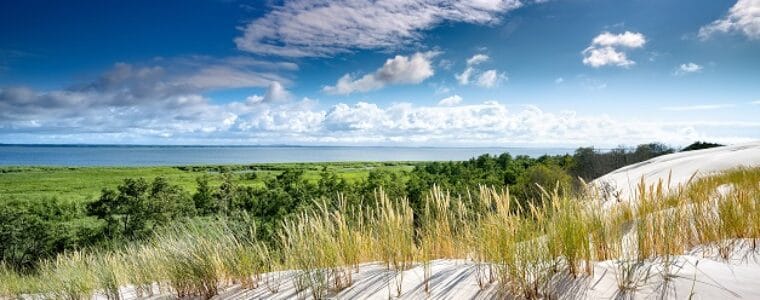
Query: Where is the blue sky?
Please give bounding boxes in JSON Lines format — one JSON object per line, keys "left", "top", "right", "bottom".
{"left": 0, "top": 0, "right": 758, "bottom": 146}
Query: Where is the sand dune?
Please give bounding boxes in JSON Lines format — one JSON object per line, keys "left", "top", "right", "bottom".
{"left": 104, "top": 142, "right": 760, "bottom": 300}
{"left": 594, "top": 141, "right": 760, "bottom": 206}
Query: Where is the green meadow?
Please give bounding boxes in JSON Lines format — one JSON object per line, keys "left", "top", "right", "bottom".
{"left": 0, "top": 162, "right": 416, "bottom": 204}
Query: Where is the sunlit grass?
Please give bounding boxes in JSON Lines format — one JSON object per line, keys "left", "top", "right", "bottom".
{"left": 1, "top": 167, "right": 758, "bottom": 299}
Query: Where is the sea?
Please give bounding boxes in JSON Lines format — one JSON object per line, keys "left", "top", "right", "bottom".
{"left": 0, "top": 145, "right": 575, "bottom": 166}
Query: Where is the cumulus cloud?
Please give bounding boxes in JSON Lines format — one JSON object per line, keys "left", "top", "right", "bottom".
{"left": 582, "top": 31, "right": 646, "bottom": 68}
{"left": 591, "top": 31, "right": 647, "bottom": 48}
{"left": 699, "top": 0, "right": 760, "bottom": 40}
{"left": 674, "top": 62, "right": 703, "bottom": 76}
{"left": 308, "top": 101, "right": 721, "bottom": 145}
{"left": 2, "top": 57, "right": 754, "bottom": 145}
{"left": 476, "top": 70, "right": 507, "bottom": 88}
{"left": 234, "top": 0, "right": 523, "bottom": 57}
{"left": 582, "top": 47, "right": 633, "bottom": 68}
{"left": 4, "top": 82, "right": 746, "bottom": 145}
{"left": 0, "top": 56, "right": 301, "bottom": 139}
{"left": 456, "top": 54, "right": 504, "bottom": 87}
{"left": 323, "top": 52, "right": 437, "bottom": 95}
{"left": 264, "top": 81, "right": 291, "bottom": 102}
{"left": 438, "top": 94, "right": 463, "bottom": 106}
{"left": 456, "top": 54, "right": 489, "bottom": 85}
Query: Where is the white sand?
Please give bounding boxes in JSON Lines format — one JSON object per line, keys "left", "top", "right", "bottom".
{"left": 202, "top": 249, "right": 760, "bottom": 300}
{"left": 593, "top": 141, "right": 760, "bottom": 206}
{"left": 107, "top": 142, "right": 760, "bottom": 299}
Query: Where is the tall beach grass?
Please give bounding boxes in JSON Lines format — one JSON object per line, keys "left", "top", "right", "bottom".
{"left": 1, "top": 168, "right": 758, "bottom": 299}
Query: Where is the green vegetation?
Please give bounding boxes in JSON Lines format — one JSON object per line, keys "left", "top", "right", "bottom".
{"left": 1, "top": 167, "right": 757, "bottom": 299}
{"left": 0, "top": 162, "right": 414, "bottom": 203}
{"left": 6, "top": 142, "right": 726, "bottom": 298}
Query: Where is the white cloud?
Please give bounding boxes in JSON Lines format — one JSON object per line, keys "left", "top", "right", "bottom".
{"left": 752, "top": 100, "right": 760, "bottom": 105}
{"left": 455, "top": 67, "right": 476, "bottom": 85}
{"left": 554, "top": 77, "right": 564, "bottom": 84}
{"left": 3, "top": 58, "right": 756, "bottom": 145}
{"left": 476, "top": 70, "right": 507, "bottom": 88}
{"left": 674, "top": 62, "right": 703, "bottom": 76}
{"left": 661, "top": 104, "right": 735, "bottom": 111}
{"left": 2, "top": 85, "right": 757, "bottom": 145}
{"left": 264, "top": 81, "right": 291, "bottom": 102}
{"left": 591, "top": 31, "right": 646, "bottom": 48}
{"left": 582, "top": 31, "right": 646, "bottom": 68}
{"left": 234, "top": 0, "right": 523, "bottom": 57}
{"left": 466, "top": 54, "right": 490, "bottom": 66}
{"left": 323, "top": 52, "right": 437, "bottom": 95}
{"left": 244, "top": 81, "right": 292, "bottom": 104}
{"left": 699, "top": 0, "right": 760, "bottom": 40}
{"left": 582, "top": 47, "right": 634, "bottom": 68}
{"left": 311, "top": 101, "right": 723, "bottom": 145}
{"left": 438, "top": 94, "right": 463, "bottom": 106}
{"left": 456, "top": 54, "right": 504, "bottom": 87}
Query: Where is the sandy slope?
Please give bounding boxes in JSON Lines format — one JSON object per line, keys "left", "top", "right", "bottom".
{"left": 593, "top": 141, "right": 760, "bottom": 206}
{"left": 106, "top": 142, "right": 760, "bottom": 300}
{"left": 207, "top": 248, "right": 760, "bottom": 300}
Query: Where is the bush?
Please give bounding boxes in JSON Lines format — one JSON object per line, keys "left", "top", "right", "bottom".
{"left": 514, "top": 164, "right": 575, "bottom": 206}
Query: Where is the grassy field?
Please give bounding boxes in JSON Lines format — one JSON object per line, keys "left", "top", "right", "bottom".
{"left": 0, "top": 162, "right": 417, "bottom": 203}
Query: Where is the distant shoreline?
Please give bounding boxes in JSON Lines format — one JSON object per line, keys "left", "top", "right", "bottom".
{"left": 0, "top": 145, "right": 577, "bottom": 167}
{"left": 0, "top": 143, "right": 584, "bottom": 150}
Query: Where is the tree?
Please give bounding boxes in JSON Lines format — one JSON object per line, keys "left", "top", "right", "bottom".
{"left": 0, "top": 201, "right": 52, "bottom": 270}
{"left": 147, "top": 177, "right": 195, "bottom": 227}
{"left": 193, "top": 175, "right": 217, "bottom": 215}
{"left": 87, "top": 177, "right": 194, "bottom": 240}
{"left": 361, "top": 169, "right": 406, "bottom": 204}
{"left": 514, "top": 164, "right": 574, "bottom": 206}
{"left": 112, "top": 178, "right": 149, "bottom": 238}
{"left": 317, "top": 167, "right": 350, "bottom": 200}
{"left": 215, "top": 172, "right": 237, "bottom": 214}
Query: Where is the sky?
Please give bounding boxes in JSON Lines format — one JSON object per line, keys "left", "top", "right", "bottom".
{"left": 0, "top": 0, "right": 758, "bottom": 147}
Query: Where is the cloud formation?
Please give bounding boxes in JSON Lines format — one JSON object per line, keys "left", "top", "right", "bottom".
{"left": 245, "top": 81, "right": 292, "bottom": 104}
{"left": 2, "top": 77, "right": 745, "bottom": 146}
{"left": 0, "top": 57, "right": 296, "bottom": 122}
{"left": 476, "top": 70, "right": 507, "bottom": 88}
{"left": 582, "top": 31, "right": 646, "bottom": 68}
{"left": 323, "top": 52, "right": 437, "bottom": 95}
{"left": 456, "top": 54, "right": 505, "bottom": 88}
{"left": 437, "top": 94, "right": 463, "bottom": 106}
{"left": 699, "top": 0, "right": 760, "bottom": 40}
{"left": 674, "top": 62, "right": 703, "bottom": 76}
{"left": 235, "top": 0, "right": 523, "bottom": 57}
{"left": 591, "top": 31, "right": 647, "bottom": 48}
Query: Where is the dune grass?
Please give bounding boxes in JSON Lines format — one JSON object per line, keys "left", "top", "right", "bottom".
{"left": 1, "top": 167, "right": 758, "bottom": 299}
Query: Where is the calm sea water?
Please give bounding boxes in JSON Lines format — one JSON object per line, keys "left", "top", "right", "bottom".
{"left": 0, "top": 145, "right": 574, "bottom": 166}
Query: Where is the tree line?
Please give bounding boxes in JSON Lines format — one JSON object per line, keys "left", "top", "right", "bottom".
{"left": 1, "top": 142, "right": 716, "bottom": 271}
